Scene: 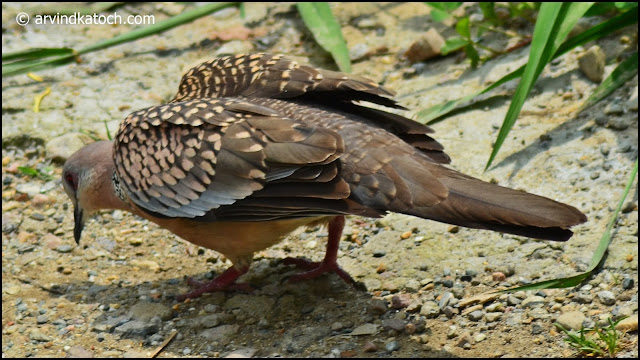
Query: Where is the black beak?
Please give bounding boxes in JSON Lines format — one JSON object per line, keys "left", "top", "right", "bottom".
{"left": 73, "top": 205, "right": 85, "bottom": 244}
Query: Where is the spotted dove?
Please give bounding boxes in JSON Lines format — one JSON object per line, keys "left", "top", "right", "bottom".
{"left": 62, "top": 53, "right": 587, "bottom": 300}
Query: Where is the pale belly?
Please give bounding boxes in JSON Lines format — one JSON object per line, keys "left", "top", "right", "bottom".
{"left": 144, "top": 214, "right": 333, "bottom": 264}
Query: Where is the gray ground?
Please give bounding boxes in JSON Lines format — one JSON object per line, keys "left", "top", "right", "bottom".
{"left": 2, "top": 2, "right": 638, "bottom": 358}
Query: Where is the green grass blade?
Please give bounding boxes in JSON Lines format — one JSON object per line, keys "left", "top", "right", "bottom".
{"left": 441, "top": 36, "right": 470, "bottom": 55}
{"left": 296, "top": 2, "right": 351, "bottom": 73}
{"left": 2, "top": 53, "right": 77, "bottom": 76}
{"left": 501, "top": 159, "right": 638, "bottom": 293}
{"left": 485, "top": 2, "right": 593, "bottom": 170}
{"left": 417, "top": 66, "right": 522, "bottom": 123}
{"left": 417, "top": 3, "right": 636, "bottom": 125}
{"left": 77, "top": 2, "right": 238, "bottom": 55}
{"left": 455, "top": 17, "right": 471, "bottom": 38}
{"left": 587, "top": 159, "right": 637, "bottom": 270}
{"left": 2, "top": 3, "right": 238, "bottom": 78}
{"left": 426, "top": 3, "right": 462, "bottom": 22}
{"left": 2, "top": 47, "right": 74, "bottom": 62}
{"left": 580, "top": 51, "right": 638, "bottom": 112}
{"left": 556, "top": 4, "right": 637, "bottom": 58}
{"left": 500, "top": 272, "right": 590, "bottom": 293}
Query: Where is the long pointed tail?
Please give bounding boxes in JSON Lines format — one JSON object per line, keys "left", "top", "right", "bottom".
{"left": 406, "top": 167, "right": 587, "bottom": 241}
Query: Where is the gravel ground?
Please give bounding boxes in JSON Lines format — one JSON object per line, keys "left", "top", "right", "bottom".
{"left": 2, "top": 3, "right": 638, "bottom": 358}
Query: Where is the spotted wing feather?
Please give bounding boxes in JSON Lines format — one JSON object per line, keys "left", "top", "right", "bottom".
{"left": 113, "top": 98, "right": 356, "bottom": 220}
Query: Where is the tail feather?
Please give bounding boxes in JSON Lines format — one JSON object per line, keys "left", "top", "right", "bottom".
{"left": 405, "top": 167, "right": 587, "bottom": 241}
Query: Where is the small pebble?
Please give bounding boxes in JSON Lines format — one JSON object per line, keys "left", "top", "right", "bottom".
{"left": 391, "top": 294, "right": 412, "bottom": 309}
{"left": 362, "top": 341, "right": 377, "bottom": 352}
{"left": 468, "top": 310, "right": 484, "bottom": 321}
{"left": 492, "top": 272, "right": 506, "bottom": 282}
{"left": 596, "top": 291, "right": 616, "bottom": 306}
{"left": 385, "top": 340, "right": 399, "bottom": 352}
{"left": 447, "top": 325, "right": 457, "bottom": 338}
{"left": 474, "top": 333, "right": 486, "bottom": 343}
{"left": 485, "top": 312, "right": 502, "bottom": 322}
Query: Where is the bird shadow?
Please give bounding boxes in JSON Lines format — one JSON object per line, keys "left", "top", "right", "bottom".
{"left": 27, "top": 257, "right": 456, "bottom": 358}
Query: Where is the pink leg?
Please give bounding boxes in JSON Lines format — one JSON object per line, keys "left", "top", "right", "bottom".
{"left": 176, "top": 265, "right": 251, "bottom": 301}
{"left": 282, "top": 215, "right": 355, "bottom": 285}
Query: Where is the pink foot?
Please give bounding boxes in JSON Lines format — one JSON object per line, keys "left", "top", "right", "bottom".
{"left": 281, "top": 216, "right": 355, "bottom": 285}
{"left": 176, "top": 266, "right": 251, "bottom": 301}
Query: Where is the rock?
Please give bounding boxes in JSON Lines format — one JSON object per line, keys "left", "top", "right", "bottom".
{"left": 32, "top": 194, "right": 52, "bottom": 207}
{"left": 458, "top": 292, "right": 500, "bottom": 308}
{"left": 604, "top": 102, "right": 624, "bottom": 116}
{"left": 456, "top": 331, "right": 472, "bottom": 348}
{"left": 492, "top": 272, "right": 506, "bottom": 282}
{"left": 578, "top": 45, "right": 606, "bottom": 83}
{"left": 382, "top": 318, "right": 405, "bottom": 332}
{"left": 443, "top": 306, "right": 459, "bottom": 319}
{"left": 404, "top": 28, "right": 445, "bottom": 63}
{"left": 45, "top": 133, "right": 94, "bottom": 162}
{"left": 485, "top": 312, "right": 502, "bottom": 322}
{"left": 199, "top": 324, "right": 240, "bottom": 343}
{"left": 350, "top": 323, "right": 378, "bottom": 336}
{"left": 128, "top": 302, "right": 173, "bottom": 322}
{"left": 385, "top": 340, "right": 400, "bottom": 352}
{"left": 369, "top": 298, "right": 388, "bottom": 314}
{"left": 615, "top": 314, "right": 638, "bottom": 332}
{"left": 43, "top": 233, "right": 63, "bottom": 249}
{"left": 420, "top": 301, "right": 440, "bottom": 318}
{"left": 556, "top": 311, "right": 586, "bottom": 330}
{"left": 521, "top": 296, "right": 545, "bottom": 308}
{"left": 16, "top": 182, "right": 42, "bottom": 197}
{"left": 29, "top": 328, "right": 53, "bottom": 342}
{"left": 447, "top": 325, "right": 457, "bottom": 338}
{"left": 362, "top": 341, "right": 377, "bottom": 352}
{"left": 438, "top": 292, "right": 454, "bottom": 309}
{"left": 129, "top": 259, "right": 160, "bottom": 272}
{"left": 66, "top": 345, "right": 94, "bottom": 358}
{"left": 468, "top": 310, "right": 484, "bottom": 321}
{"left": 474, "top": 333, "right": 486, "bottom": 343}
{"left": 608, "top": 117, "right": 629, "bottom": 131}
{"left": 596, "top": 290, "right": 616, "bottom": 306}
{"left": 391, "top": 293, "right": 412, "bottom": 309}
{"left": 350, "top": 43, "right": 370, "bottom": 62}
{"left": 627, "top": 86, "right": 638, "bottom": 111}
{"left": 114, "top": 319, "right": 160, "bottom": 337}
{"left": 225, "top": 347, "right": 257, "bottom": 358}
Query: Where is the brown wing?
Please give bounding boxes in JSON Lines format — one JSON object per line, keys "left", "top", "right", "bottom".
{"left": 172, "top": 53, "right": 450, "bottom": 164}
{"left": 113, "top": 98, "right": 377, "bottom": 220}
{"left": 171, "top": 53, "right": 400, "bottom": 108}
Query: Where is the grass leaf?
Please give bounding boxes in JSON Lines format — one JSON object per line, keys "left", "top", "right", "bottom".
{"left": 441, "top": 36, "right": 469, "bottom": 55}
{"left": 426, "top": 2, "right": 462, "bottom": 22}
{"left": 502, "top": 159, "right": 638, "bottom": 293}
{"left": 2, "top": 47, "right": 74, "bottom": 62}
{"left": 455, "top": 17, "right": 471, "bottom": 38}
{"left": 485, "top": 2, "right": 594, "bottom": 170}
{"left": 417, "top": 3, "right": 636, "bottom": 125}
{"left": 2, "top": 3, "right": 238, "bottom": 77}
{"left": 464, "top": 43, "right": 480, "bottom": 68}
{"left": 479, "top": 2, "right": 501, "bottom": 25}
{"left": 296, "top": 2, "right": 351, "bottom": 73}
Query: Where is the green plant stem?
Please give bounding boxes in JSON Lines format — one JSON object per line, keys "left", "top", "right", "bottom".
{"left": 473, "top": 41, "right": 503, "bottom": 55}
{"left": 76, "top": 2, "right": 237, "bottom": 55}
{"left": 474, "top": 22, "right": 519, "bottom": 38}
